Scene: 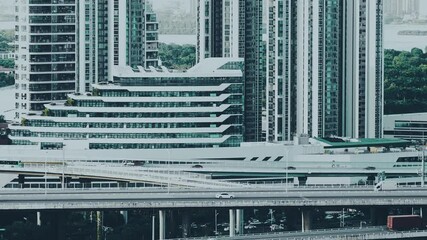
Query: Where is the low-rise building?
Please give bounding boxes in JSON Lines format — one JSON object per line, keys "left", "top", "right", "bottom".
{"left": 9, "top": 58, "right": 244, "bottom": 150}
{"left": 384, "top": 113, "right": 427, "bottom": 143}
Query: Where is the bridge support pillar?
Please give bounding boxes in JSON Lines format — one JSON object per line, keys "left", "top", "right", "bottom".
{"left": 36, "top": 211, "right": 41, "bottom": 226}
{"left": 181, "top": 210, "right": 191, "bottom": 238}
{"left": 159, "top": 210, "right": 166, "bottom": 240}
{"left": 298, "top": 177, "right": 308, "bottom": 186}
{"left": 120, "top": 210, "right": 128, "bottom": 224}
{"left": 96, "top": 211, "right": 103, "bottom": 240}
{"left": 229, "top": 209, "right": 236, "bottom": 237}
{"left": 236, "top": 209, "right": 244, "bottom": 235}
{"left": 301, "top": 208, "right": 312, "bottom": 232}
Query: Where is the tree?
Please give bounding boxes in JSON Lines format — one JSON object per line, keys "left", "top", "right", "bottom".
{"left": 159, "top": 43, "right": 196, "bottom": 70}
{"left": 384, "top": 47, "right": 427, "bottom": 114}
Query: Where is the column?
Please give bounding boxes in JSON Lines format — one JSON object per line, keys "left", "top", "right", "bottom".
{"left": 301, "top": 208, "right": 312, "bottom": 232}
{"left": 181, "top": 210, "right": 191, "bottom": 238}
{"left": 229, "top": 209, "right": 236, "bottom": 237}
{"left": 36, "top": 211, "right": 41, "bottom": 226}
{"left": 96, "top": 211, "right": 103, "bottom": 240}
{"left": 120, "top": 210, "right": 128, "bottom": 225}
{"left": 236, "top": 209, "right": 244, "bottom": 235}
{"left": 159, "top": 210, "right": 166, "bottom": 240}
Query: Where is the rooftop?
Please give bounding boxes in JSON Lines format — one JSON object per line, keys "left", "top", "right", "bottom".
{"left": 113, "top": 58, "right": 244, "bottom": 78}
{"left": 314, "top": 137, "right": 412, "bottom": 149}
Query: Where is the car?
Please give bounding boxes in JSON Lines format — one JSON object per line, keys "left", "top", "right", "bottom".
{"left": 215, "top": 192, "right": 235, "bottom": 199}
{"left": 286, "top": 166, "right": 296, "bottom": 170}
{"left": 191, "top": 164, "right": 203, "bottom": 169}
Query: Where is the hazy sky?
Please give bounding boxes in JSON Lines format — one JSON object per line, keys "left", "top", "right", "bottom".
{"left": 151, "top": 0, "right": 194, "bottom": 13}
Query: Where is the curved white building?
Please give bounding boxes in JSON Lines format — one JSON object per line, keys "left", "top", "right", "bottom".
{"left": 9, "top": 58, "right": 244, "bottom": 150}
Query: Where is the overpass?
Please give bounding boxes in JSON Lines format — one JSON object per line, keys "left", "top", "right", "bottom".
{"left": 1, "top": 188, "right": 427, "bottom": 210}
{"left": 2, "top": 188, "right": 427, "bottom": 239}
{"left": 0, "top": 162, "right": 424, "bottom": 189}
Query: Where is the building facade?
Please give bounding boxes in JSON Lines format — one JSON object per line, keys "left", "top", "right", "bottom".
{"left": 384, "top": 113, "right": 427, "bottom": 143}
{"left": 197, "top": 0, "right": 266, "bottom": 142}
{"left": 197, "top": 0, "right": 383, "bottom": 142}
{"left": 9, "top": 58, "right": 244, "bottom": 149}
{"left": 265, "top": 0, "right": 384, "bottom": 141}
{"left": 15, "top": 0, "right": 78, "bottom": 117}
{"left": 15, "top": 0, "right": 159, "bottom": 119}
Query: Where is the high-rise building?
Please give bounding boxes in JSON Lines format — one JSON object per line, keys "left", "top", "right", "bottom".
{"left": 266, "top": 0, "right": 384, "bottom": 141}
{"left": 15, "top": 0, "right": 78, "bottom": 117}
{"left": 15, "top": 0, "right": 159, "bottom": 119}
{"left": 197, "top": 0, "right": 266, "bottom": 142}
{"left": 197, "top": 0, "right": 384, "bottom": 142}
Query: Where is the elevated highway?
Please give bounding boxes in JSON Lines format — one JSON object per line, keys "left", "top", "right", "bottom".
{"left": 1, "top": 188, "right": 427, "bottom": 210}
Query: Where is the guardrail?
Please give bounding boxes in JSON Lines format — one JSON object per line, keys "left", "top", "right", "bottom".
{"left": 171, "top": 226, "right": 427, "bottom": 240}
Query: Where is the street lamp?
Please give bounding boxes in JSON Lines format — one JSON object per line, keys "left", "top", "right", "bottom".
{"left": 62, "top": 144, "right": 66, "bottom": 190}
{"left": 285, "top": 148, "right": 289, "bottom": 193}
{"left": 269, "top": 209, "right": 275, "bottom": 230}
{"left": 422, "top": 146, "right": 425, "bottom": 187}
{"left": 44, "top": 151, "right": 48, "bottom": 195}
{"left": 167, "top": 148, "right": 171, "bottom": 193}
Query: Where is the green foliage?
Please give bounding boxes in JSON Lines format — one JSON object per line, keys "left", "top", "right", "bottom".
{"left": 65, "top": 97, "right": 74, "bottom": 106}
{"left": 0, "top": 72, "right": 14, "bottom": 87}
{"left": 0, "top": 58, "right": 14, "bottom": 68}
{"left": 42, "top": 108, "right": 50, "bottom": 116}
{"left": 159, "top": 43, "right": 196, "bottom": 70}
{"left": 0, "top": 30, "right": 13, "bottom": 52}
{"left": 384, "top": 47, "right": 427, "bottom": 114}
{"left": 20, "top": 118, "right": 27, "bottom": 126}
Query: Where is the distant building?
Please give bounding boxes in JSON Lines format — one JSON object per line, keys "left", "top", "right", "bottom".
{"left": 384, "top": 113, "right": 427, "bottom": 143}
{"left": 9, "top": 58, "right": 244, "bottom": 149}
{"left": 384, "top": 0, "right": 419, "bottom": 18}
{"left": 0, "top": 52, "right": 15, "bottom": 60}
{"left": 0, "top": 66, "right": 13, "bottom": 74}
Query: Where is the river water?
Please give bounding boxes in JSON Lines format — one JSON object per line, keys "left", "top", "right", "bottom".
{"left": 384, "top": 24, "right": 427, "bottom": 51}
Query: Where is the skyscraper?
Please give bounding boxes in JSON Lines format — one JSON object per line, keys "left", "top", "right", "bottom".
{"left": 198, "top": 0, "right": 384, "bottom": 142}
{"left": 197, "top": 0, "right": 266, "bottom": 142}
{"left": 267, "top": 0, "right": 384, "bottom": 141}
{"left": 15, "top": 0, "right": 78, "bottom": 117}
{"left": 15, "top": 0, "right": 159, "bottom": 119}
